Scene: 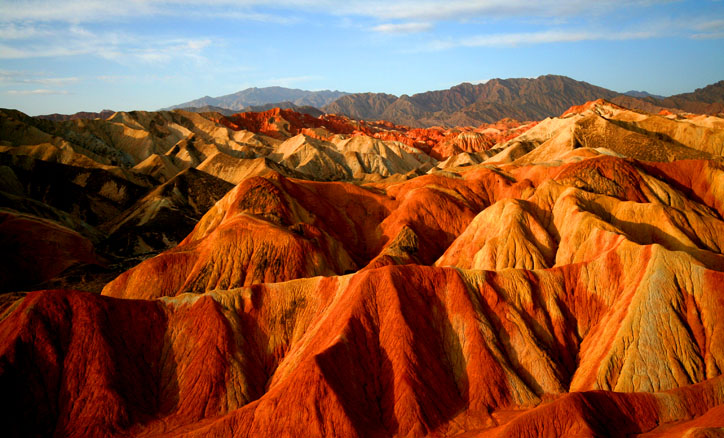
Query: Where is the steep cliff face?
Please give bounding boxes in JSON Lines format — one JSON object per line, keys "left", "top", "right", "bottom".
{"left": 1, "top": 100, "right": 724, "bottom": 437}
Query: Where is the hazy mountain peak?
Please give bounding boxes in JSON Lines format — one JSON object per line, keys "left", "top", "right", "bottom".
{"left": 164, "top": 86, "right": 350, "bottom": 111}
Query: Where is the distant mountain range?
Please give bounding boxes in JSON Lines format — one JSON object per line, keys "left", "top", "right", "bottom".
{"left": 322, "top": 75, "right": 724, "bottom": 127}
{"left": 325, "top": 75, "right": 619, "bottom": 127}
{"left": 172, "top": 101, "right": 324, "bottom": 117}
{"left": 43, "top": 77, "right": 724, "bottom": 128}
{"left": 623, "top": 90, "right": 666, "bottom": 99}
{"left": 163, "top": 86, "right": 348, "bottom": 111}
{"left": 644, "top": 80, "right": 724, "bottom": 114}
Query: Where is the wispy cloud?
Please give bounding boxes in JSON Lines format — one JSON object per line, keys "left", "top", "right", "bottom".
{"left": 372, "top": 22, "right": 433, "bottom": 34}
{"left": 425, "top": 28, "right": 661, "bottom": 51}
{"left": 0, "top": 25, "right": 212, "bottom": 64}
{"left": 330, "top": 0, "right": 676, "bottom": 21}
{"left": 0, "top": 70, "right": 79, "bottom": 85}
{"left": 0, "top": 0, "right": 677, "bottom": 24}
{"left": 7, "top": 89, "right": 70, "bottom": 95}
{"left": 0, "top": 23, "right": 53, "bottom": 39}
{"left": 693, "top": 19, "right": 724, "bottom": 31}
{"left": 0, "top": 0, "right": 297, "bottom": 23}
{"left": 690, "top": 18, "right": 724, "bottom": 38}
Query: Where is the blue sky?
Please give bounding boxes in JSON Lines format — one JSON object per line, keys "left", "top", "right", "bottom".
{"left": 1, "top": 0, "right": 723, "bottom": 115}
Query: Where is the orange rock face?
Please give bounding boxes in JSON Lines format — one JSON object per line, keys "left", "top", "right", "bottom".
{"left": 2, "top": 100, "right": 724, "bottom": 437}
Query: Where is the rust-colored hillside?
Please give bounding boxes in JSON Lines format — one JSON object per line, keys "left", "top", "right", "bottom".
{"left": 1, "top": 100, "right": 724, "bottom": 437}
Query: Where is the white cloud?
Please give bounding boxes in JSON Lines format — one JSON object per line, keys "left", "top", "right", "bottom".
{"left": 690, "top": 31, "right": 724, "bottom": 39}
{"left": 372, "top": 22, "right": 433, "bottom": 34}
{"left": 0, "top": 23, "right": 53, "bottom": 39}
{"left": 0, "top": 70, "right": 79, "bottom": 85}
{"left": 7, "top": 89, "right": 70, "bottom": 95}
{"left": 690, "top": 18, "right": 724, "bottom": 38}
{"left": 321, "top": 0, "right": 673, "bottom": 22}
{"left": 0, "top": 0, "right": 296, "bottom": 23}
{"left": 694, "top": 19, "right": 724, "bottom": 31}
{"left": 426, "top": 29, "right": 660, "bottom": 50}
{"left": 0, "top": 0, "right": 712, "bottom": 62}
{"left": 0, "top": 25, "right": 212, "bottom": 65}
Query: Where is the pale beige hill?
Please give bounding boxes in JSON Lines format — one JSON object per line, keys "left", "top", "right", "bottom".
{"left": 684, "top": 113, "right": 724, "bottom": 130}
{"left": 264, "top": 133, "right": 437, "bottom": 181}
{"left": 437, "top": 198, "right": 555, "bottom": 270}
{"left": 163, "top": 134, "right": 207, "bottom": 167}
{"left": 98, "top": 110, "right": 278, "bottom": 164}
{"left": 272, "top": 133, "right": 334, "bottom": 158}
{"left": 438, "top": 152, "right": 486, "bottom": 169}
{"left": 484, "top": 101, "right": 721, "bottom": 166}
{"left": 270, "top": 134, "right": 351, "bottom": 180}
{"left": 333, "top": 135, "right": 427, "bottom": 159}
{"left": 548, "top": 184, "right": 724, "bottom": 269}
{"left": 132, "top": 153, "right": 188, "bottom": 182}
{"left": 0, "top": 109, "right": 129, "bottom": 168}
{"left": 4, "top": 113, "right": 108, "bottom": 167}
{"left": 1, "top": 108, "right": 282, "bottom": 173}
{"left": 440, "top": 155, "right": 724, "bottom": 274}
{"left": 197, "top": 153, "right": 300, "bottom": 185}
{"left": 332, "top": 135, "right": 434, "bottom": 177}
{"left": 483, "top": 115, "right": 580, "bottom": 164}
{"left": 162, "top": 131, "right": 277, "bottom": 170}
{"left": 565, "top": 100, "right": 724, "bottom": 154}
{"left": 599, "top": 109, "right": 724, "bottom": 156}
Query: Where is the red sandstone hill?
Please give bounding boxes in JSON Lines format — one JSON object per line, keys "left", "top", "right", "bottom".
{"left": 209, "top": 106, "right": 531, "bottom": 160}
{"left": 1, "top": 100, "right": 724, "bottom": 437}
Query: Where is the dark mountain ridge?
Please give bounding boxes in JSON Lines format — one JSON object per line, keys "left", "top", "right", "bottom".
{"left": 324, "top": 75, "right": 621, "bottom": 127}
{"left": 323, "top": 75, "right": 724, "bottom": 127}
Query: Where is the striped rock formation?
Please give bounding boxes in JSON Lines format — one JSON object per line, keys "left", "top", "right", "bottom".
{"left": 1, "top": 100, "right": 724, "bottom": 437}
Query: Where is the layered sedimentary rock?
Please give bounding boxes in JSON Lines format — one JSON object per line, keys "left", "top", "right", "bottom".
{"left": 1, "top": 99, "right": 724, "bottom": 437}
{"left": 4, "top": 253, "right": 724, "bottom": 436}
